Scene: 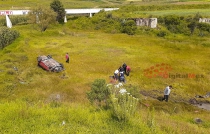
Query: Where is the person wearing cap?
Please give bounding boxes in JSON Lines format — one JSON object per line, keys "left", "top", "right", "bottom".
{"left": 162, "top": 85, "right": 172, "bottom": 102}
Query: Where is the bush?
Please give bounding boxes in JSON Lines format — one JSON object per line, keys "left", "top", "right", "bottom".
{"left": 121, "top": 19, "right": 137, "bottom": 35}
{"left": 0, "top": 27, "right": 20, "bottom": 49}
{"left": 0, "top": 16, "right": 28, "bottom": 27}
{"left": 157, "top": 30, "right": 168, "bottom": 37}
{"left": 87, "top": 79, "right": 111, "bottom": 108}
{"left": 10, "top": 16, "right": 29, "bottom": 25}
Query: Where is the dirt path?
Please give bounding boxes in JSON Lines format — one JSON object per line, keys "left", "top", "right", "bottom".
{"left": 140, "top": 89, "right": 210, "bottom": 111}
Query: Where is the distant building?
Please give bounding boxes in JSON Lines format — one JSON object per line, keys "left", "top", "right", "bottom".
{"left": 134, "top": 18, "right": 157, "bottom": 28}
{"left": 199, "top": 18, "right": 210, "bottom": 23}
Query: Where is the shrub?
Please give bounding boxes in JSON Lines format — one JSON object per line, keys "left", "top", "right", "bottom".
{"left": 0, "top": 27, "right": 20, "bottom": 49}
{"left": 121, "top": 19, "right": 137, "bottom": 35}
{"left": 87, "top": 79, "right": 111, "bottom": 108}
{"left": 157, "top": 30, "right": 168, "bottom": 37}
{"left": 10, "top": 16, "right": 29, "bottom": 25}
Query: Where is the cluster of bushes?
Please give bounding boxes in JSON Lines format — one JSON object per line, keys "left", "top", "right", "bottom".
{"left": 69, "top": 10, "right": 210, "bottom": 37}
{"left": 158, "top": 13, "right": 210, "bottom": 36}
{"left": 0, "top": 16, "right": 28, "bottom": 27}
{"left": 0, "top": 27, "right": 19, "bottom": 49}
{"left": 87, "top": 79, "right": 140, "bottom": 121}
{"left": 69, "top": 11, "right": 137, "bottom": 35}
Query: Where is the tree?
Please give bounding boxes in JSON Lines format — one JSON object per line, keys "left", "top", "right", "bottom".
{"left": 28, "top": 6, "right": 57, "bottom": 32}
{"left": 50, "top": 0, "right": 66, "bottom": 23}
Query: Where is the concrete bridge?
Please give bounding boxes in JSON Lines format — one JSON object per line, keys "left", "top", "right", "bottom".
{"left": 0, "top": 8, "right": 119, "bottom": 17}
{"left": 65, "top": 8, "right": 119, "bottom": 17}
{"left": 0, "top": 8, "right": 119, "bottom": 27}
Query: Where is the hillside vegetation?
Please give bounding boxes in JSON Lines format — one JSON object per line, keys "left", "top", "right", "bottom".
{"left": 1, "top": 0, "right": 210, "bottom": 133}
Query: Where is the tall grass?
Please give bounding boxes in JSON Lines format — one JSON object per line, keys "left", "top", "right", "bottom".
{"left": 0, "top": 100, "right": 159, "bottom": 134}
{"left": 1, "top": 1, "right": 210, "bottom": 133}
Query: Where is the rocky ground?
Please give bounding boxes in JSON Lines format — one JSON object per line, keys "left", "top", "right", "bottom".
{"left": 139, "top": 90, "right": 210, "bottom": 111}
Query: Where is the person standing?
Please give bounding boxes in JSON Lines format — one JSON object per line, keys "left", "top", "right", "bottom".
{"left": 162, "top": 85, "right": 172, "bottom": 102}
{"left": 65, "top": 53, "right": 69, "bottom": 63}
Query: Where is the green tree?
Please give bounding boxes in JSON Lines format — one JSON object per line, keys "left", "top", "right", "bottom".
{"left": 87, "top": 79, "right": 110, "bottom": 108}
{"left": 28, "top": 6, "right": 57, "bottom": 32}
{"left": 50, "top": 0, "right": 66, "bottom": 23}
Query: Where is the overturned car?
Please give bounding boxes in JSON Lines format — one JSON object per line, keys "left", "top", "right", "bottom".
{"left": 37, "top": 55, "right": 64, "bottom": 72}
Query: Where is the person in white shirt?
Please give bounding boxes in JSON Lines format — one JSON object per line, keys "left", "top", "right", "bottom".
{"left": 114, "top": 69, "right": 119, "bottom": 81}
{"left": 162, "top": 85, "right": 172, "bottom": 102}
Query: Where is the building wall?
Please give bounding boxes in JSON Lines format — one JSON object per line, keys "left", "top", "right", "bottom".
{"left": 199, "top": 18, "right": 210, "bottom": 23}
{"left": 134, "top": 18, "right": 157, "bottom": 28}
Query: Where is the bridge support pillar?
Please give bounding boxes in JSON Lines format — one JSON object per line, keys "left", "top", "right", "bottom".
{"left": 89, "top": 13, "right": 92, "bottom": 17}
{"left": 64, "top": 15, "right": 67, "bottom": 23}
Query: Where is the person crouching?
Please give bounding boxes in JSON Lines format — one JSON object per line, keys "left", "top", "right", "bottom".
{"left": 119, "top": 71, "right": 125, "bottom": 83}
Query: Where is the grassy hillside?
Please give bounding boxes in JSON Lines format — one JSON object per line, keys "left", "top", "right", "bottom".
{"left": 0, "top": 22, "right": 210, "bottom": 133}
{"left": 1, "top": 0, "right": 210, "bottom": 133}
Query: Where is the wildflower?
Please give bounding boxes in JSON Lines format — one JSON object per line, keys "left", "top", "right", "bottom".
{"left": 115, "top": 84, "right": 119, "bottom": 88}
{"left": 106, "top": 84, "right": 112, "bottom": 87}
{"left": 118, "top": 83, "right": 123, "bottom": 86}
{"left": 119, "top": 88, "right": 127, "bottom": 94}
{"left": 62, "top": 121, "right": 65, "bottom": 125}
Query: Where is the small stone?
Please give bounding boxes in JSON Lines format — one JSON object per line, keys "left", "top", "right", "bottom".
{"left": 194, "top": 118, "right": 203, "bottom": 124}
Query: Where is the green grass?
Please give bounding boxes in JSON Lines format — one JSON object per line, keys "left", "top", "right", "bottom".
{"left": 1, "top": 0, "right": 210, "bottom": 133}
{"left": 1, "top": 22, "right": 210, "bottom": 133}
{"left": 134, "top": 9, "right": 210, "bottom": 17}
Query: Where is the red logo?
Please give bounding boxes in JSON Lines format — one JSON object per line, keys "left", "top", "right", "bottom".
{"left": 143, "top": 63, "right": 173, "bottom": 78}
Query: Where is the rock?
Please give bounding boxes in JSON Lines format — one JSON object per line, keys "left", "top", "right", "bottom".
{"left": 189, "top": 98, "right": 198, "bottom": 104}
{"left": 204, "top": 92, "right": 210, "bottom": 98}
{"left": 194, "top": 118, "right": 203, "bottom": 124}
{"left": 157, "top": 96, "right": 163, "bottom": 101}
{"left": 195, "top": 95, "right": 204, "bottom": 98}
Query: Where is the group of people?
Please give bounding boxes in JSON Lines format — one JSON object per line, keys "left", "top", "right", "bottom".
{"left": 113, "top": 63, "right": 131, "bottom": 83}
{"left": 65, "top": 54, "right": 173, "bottom": 102}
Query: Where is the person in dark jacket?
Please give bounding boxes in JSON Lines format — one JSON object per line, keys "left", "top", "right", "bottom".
{"left": 122, "top": 63, "right": 127, "bottom": 74}
{"left": 119, "top": 71, "right": 125, "bottom": 83}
